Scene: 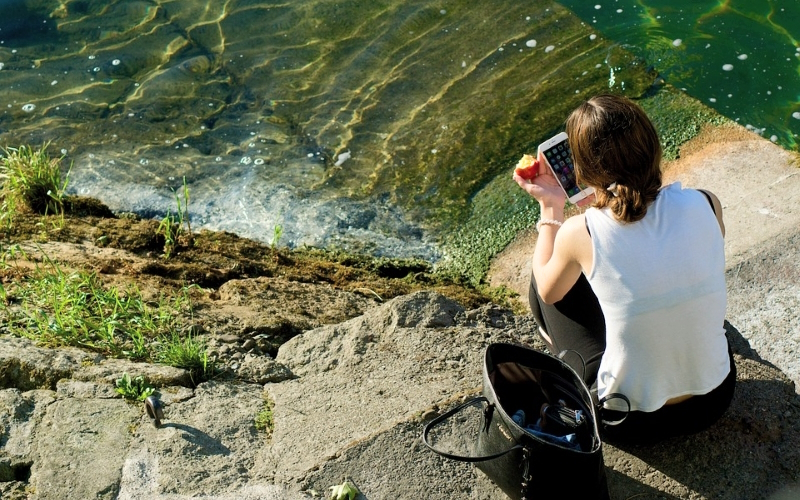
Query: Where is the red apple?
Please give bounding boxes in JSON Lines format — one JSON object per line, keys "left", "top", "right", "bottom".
{"left": 514, "top": 154, "right": 539, "bottom": 180}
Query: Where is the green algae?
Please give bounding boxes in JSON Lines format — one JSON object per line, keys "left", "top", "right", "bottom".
{"left": 435, "top": 173, "right": 540, "bottom": 287}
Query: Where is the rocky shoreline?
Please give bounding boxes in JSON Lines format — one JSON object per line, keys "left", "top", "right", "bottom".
{"left": 2, "top": 119, "right": 800, "bottom": 499}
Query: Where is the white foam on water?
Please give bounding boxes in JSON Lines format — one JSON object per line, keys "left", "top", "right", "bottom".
{"left": 51, "top": 80, "right": 57, "bottom": 85}
{"left": 672, "top": 39, "right": 682, "bottom": 47}
{"left": 334, "top": 150, "right": 351, "bottom": 166}
{"left": 21, "top": 103, "right": 35, "bottom": 112}
{"left": 590, "top": 34, "right": 597, "bottom": 40}
{"left": 709, "top": 98, "right": 717, "bottom": 103}
{"left": 616, "top": 9, "right": 623, "bottom": 13}
{"left": 240, "top": 156, "right": 252, "bottom": 165}
{"left": 525, "top": 39, "right": 537, "bottom": 48}
{"left": 745, "top": 124, "right": 766, "bottom": 134}
{"left": 545, "top": 45, "right": 555, "bottom": 53}
{"left": 722, "top": 64, "right": 733, "bottom": 71}
{"left": 112, "top": 59, "right": 121, "bottom": 66}
{"left": 595, "top": 4, "right": 601, "bottom": 9}
{"left": 737, "top": 54, "right": 748, "bottom": 60}
{"left": 254, "top": 158, "right": 265, "bottom": 165}
{"left": 792, "top": 112, "right": 800, "bottom": 120}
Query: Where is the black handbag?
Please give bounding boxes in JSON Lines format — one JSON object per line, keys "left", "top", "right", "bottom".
{"left": 423, "top": 343, "right": 629, "bottom": 500}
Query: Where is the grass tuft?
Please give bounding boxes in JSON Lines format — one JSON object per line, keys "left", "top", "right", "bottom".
{"left": 115, "top": 372, "right": 156, "bottom": 401}
{"left": 0, "top": 143, "right": 71, "bottom": 227}
{"left": 154, "top": 330, "right": 216, "bottom": 386}
{"left": 0, "top": 256, "right": 213, "bottom": 380}
{"left": 156, "top": 176, "right": 192, "bottom": 258}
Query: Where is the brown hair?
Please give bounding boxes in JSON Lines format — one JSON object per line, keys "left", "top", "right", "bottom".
{"left": 565, "top": 94, "right": 662, "bottom": 223}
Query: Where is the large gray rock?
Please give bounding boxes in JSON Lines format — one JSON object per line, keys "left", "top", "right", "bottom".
{"left": 263, "top": 292, "right": 540, "bottom": 482}
{"left": 73, "top": 358, "right": 193, "bottom": 388}
{"left": 0, "top": 337, "right": 102, "bottom": 390}
{"left": 725, "top": 230, "right": 800, "bottom": 392}
{"left": 28, "top": 398, "right": 137, "bottom": 499}
{"left": 297, "top": 348, "right": 800, "bottom": 500}
{"left": 1, "top": 291, "right": 799, "bottom": 499}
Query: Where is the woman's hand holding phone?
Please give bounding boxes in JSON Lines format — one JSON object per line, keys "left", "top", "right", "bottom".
{"left": 513, "top": 132, "right": 596, "bottom": 209}
{"left": 512, "top": 151, "right": 567, "bottom": 210}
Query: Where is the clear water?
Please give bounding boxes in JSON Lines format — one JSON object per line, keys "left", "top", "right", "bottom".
{"left": 560, "top": 0, "right": 800, "bottom": 149}
{"left": 0, "top": 0, "right": 794, "bottom": 262}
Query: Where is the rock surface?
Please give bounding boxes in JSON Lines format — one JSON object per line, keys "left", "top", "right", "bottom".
{"left": 2, "top": 290, "right": 800, "bottom": 499}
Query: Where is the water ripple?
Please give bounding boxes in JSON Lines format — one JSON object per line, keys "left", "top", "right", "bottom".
{"left": 0, "top": 0, "right": 655, "bottom": 258}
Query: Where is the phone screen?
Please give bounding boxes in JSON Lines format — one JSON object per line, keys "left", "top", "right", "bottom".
{"left": 542, "top": 140, "right": 583, "bottom": 198}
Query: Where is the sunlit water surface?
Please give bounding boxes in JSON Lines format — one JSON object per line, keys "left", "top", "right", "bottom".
{"left": 561, "top": 0, "right": 800, "bottom": 149}
{"left": 0, "top": 0, "right": 794, "bottom": 262}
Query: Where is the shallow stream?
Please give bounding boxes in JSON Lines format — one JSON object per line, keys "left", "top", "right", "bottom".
{"left": 0, "top": 0, "right": 796, "bottom": 272}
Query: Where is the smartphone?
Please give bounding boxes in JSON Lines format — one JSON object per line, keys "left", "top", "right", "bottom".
{"left": 538, "top": 132, "right": 594, "bottom": 204}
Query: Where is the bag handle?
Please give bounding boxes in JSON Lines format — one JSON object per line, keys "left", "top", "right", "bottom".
{"left": 597, "top": 392, "right": 631, "bottom": 426}
{"left": 558, "top": 349, "right": 603, "bottom": 381}
{"left": 558, "top": 349, "right": 630, "bottom": 427}
{"left": 422, "top": 396, "right": 524, "bottom": 463}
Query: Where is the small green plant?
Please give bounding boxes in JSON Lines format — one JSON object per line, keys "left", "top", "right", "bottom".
{"left": 154, "top": 330, "right": 215, "bottom": 385}
{"left": 328, "top": 479, "right": 360, "bottom": 500}
{"left": 271, "top": 224, "right": 283, "bottom": 249}
{"left": 254, "top": 396, "right": 275, "bottom": 437}
{"left": 156, "top": 177, "right": 192, "bottom": 258}
{"left": 156, "top": 210, "right": 179, "bottom": 258}
{"left": 114, "top": 372, "right": 155, "bottom": 401}
{"left": 0, "top": 243, "right": 24, "bottom": 271}
{"left": 0, "top": 143, "right": 71, "bottom": 228}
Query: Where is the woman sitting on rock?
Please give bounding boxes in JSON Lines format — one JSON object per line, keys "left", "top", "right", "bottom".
{"left": 512, "top": 94, "right": 736, "bottom": 443}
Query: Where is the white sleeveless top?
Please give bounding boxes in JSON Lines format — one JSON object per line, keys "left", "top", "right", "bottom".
{"left": 584, "top": 182, "right": 729, "bottom": 412}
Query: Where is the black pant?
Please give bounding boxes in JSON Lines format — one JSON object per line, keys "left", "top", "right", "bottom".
{"left": 528, "top": 271, "right": 736, "bottom": 443}
{"left": 528, "top": 272, "right": 606, "bottom": 387}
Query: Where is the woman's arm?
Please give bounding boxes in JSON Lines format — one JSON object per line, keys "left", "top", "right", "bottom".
{"left": 531, "top": 216, "right": 589, "bottom": 304}
{"left": 512, "top": 152, "right": 592, "bottom": 304}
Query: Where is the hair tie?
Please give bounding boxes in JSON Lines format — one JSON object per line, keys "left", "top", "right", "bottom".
{"left": 607, "top": 182, "right": 619, "bottom": 197}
